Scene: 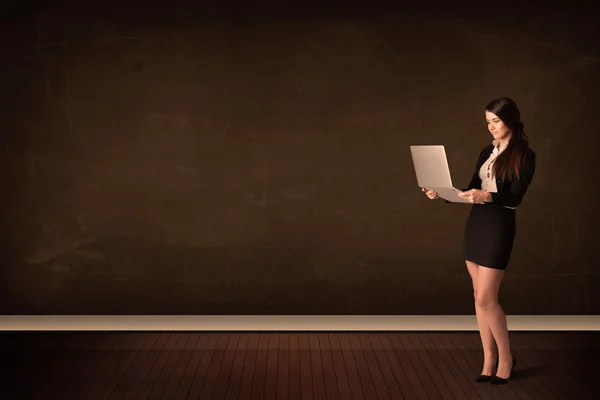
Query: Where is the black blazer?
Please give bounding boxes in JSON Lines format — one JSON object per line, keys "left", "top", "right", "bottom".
{"left": 460, "top": 144, "right": 536, "bottom": 208}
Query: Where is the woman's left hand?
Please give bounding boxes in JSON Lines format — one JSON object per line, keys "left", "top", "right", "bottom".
{"left": 457, "top": 189, "right": 491, "bottom": 204}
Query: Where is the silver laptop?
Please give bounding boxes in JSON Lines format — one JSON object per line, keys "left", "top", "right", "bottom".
{"left": 409, "top": 145, "right": 471, "bottom": 203}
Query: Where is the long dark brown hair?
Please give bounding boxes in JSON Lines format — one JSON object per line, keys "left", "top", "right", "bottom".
{"left": 486, "top": 97, "right": 530, "bottom": 181}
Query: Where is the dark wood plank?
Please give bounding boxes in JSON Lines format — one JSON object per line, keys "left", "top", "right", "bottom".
{"left": 345, "top": 333, "right": 378, "bottom": 399}
{"left": 511, "top": 334, "right": 582, "bottom": 399}
{"left": 197, "top": 333, "right": 230, "bottom": 399}
{"left": 530, "top": 331, "right": 594, "bottom": 378}
{"left": 175, "top": 333, "right": 218, "bottom": 400}
{"left": 237, "top": 333, "right": 259, "bottom": 400}
{"left": 212, "top": 334, "right": 241, "bottom": 400}
{"left": 538, "top": 332, "right": 600, "bottom": 383}
{"left": 288, "top": 333, "right": 301, "bottom": 400}
{"left": 393, "top": 333, "right": 442, "bottom": 400}
{"left": 309, "top": 334, "right": 327, "bottom": 400}
{"left": 3, "top": 331, "right": 599, "bottom": 400}
{"left": 298, "top": 333, "right": 314, "bottom": 400}
{"left": 107, "top": 334, "right": 163, "bottom": 400}
{"left": 84, "top": 334, "right": 143, "bottom": 399}
{"left": 334, "top": 333, "right": 365, "bottom": 400}
{"left": 533, "top": 332, "right": 600, "bottom": 397}
{"left": 366, "top": 333, "right": 407, "bottom": 400}
{"left": 264, "top": 333, "right": 280, "bottom": 400}
{"left": 545, "top": 332, "right": 600, "bottom": 350}
{"left": 407, "top": 333, "right": 455, "bottom": 400}
{"left": 508, "top": 334, "right": 575, "bottom": 399}
{"left": 522, "top": 333, "right": 597, "bottom": 382}
{"left": 172, "top": 333, "right": 211, "bottom": 400}
{"left": 55, "top": 334, "right": 119, "bottom": 399}
{"left": 147, "top": 333, "right": 192, "bottom": 399}
{"left": 159, "top": 333, "right": 202, "bottom": 400}
{"left": 356, "top": 333, "right": 392, "bottom": 400}
{"left": 318, "top": 334, "right": 340, "bottom": 400}
{"left": 184, "top": 333, "right": 222, "bottom": 399}
{"left": 40, "top": 333, "right": 106, "bottom": 399}
{"left": 65, "top": 333, "right": 130, "bottom": 400}
{"left": 383, "top": 333, "right": 427, "bottom": 400}
{"left": 250, "top": 333, "right": 270, "bottom": 400}
{"left": 122, "top": 333, "right": 179, "bottom": 400}
{"left": 42, "top": 333, "right": 104, "bottom": 399}
{"left": 95, "top": 333, "right": 151, "bottom": 400}
{"left": 276, "top": 334, "right": 290, "bottom": 400}
{"left": 417, "top": 334, "right": 468, "bottom": 400}
{"left": 224, "top": 333, "right": 249, "bottom": 400}
{"left": 328, "top": 333, "right": 354, "bottom": 400}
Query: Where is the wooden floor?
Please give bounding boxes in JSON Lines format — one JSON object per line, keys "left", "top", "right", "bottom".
{"left": 1, "top": 332, "right": 597, "bottom": 399}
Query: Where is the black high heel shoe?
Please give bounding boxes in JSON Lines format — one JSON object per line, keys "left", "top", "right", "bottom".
{"left": 490, "top": 355, "right": 517, "bottom": 385}
{"left": 475, "top": 356, "right": 499, "bottom": 383}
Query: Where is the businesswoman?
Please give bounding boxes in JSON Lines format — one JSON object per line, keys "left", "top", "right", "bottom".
{"left": 423, "top": 97, "right": 536, "bottom": 384}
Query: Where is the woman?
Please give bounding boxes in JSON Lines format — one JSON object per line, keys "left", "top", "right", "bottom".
{"left": 422, "top": 97, "right": 536, "bottom": 384}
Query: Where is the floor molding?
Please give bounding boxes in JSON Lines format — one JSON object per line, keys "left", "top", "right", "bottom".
{"left": 1, "top": 315, "right": 598, "bottom": 331}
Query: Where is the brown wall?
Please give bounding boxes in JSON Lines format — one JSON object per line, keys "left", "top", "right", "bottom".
{"left": 2, "top": 1, "right": 599, "bottom": 314}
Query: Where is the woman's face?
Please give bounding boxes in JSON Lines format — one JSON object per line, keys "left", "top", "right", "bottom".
{"left": 485, "top": 111, "right": 512, "bottom": 142}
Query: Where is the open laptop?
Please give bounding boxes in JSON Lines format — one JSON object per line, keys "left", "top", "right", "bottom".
{"left": 409, "top": 145, "right": 472, "bottom": 204}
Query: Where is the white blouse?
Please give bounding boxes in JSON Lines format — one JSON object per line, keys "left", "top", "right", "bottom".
{"left": 479, "top": 140, "right": 517, "bottom": 209}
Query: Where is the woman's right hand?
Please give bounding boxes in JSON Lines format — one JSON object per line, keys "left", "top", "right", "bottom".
{"left": 422, "top": 188, "right": 440, "bottom": 200}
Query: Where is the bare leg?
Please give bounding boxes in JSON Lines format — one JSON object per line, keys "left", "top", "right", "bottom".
{"left": 476, "top": 265, "right": 513, "bottom": 379}
{"left": 466, "top": 261, "right": 497, "bottom": 375}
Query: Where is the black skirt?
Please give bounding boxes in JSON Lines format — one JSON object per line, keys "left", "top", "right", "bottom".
{"left": 463, "top": 203, "right": 516, "bottom": 270}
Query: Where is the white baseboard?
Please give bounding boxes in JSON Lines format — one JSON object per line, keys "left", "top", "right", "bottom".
{"left": 1, "top": 315, "right": 598, "bottom": 331}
